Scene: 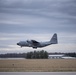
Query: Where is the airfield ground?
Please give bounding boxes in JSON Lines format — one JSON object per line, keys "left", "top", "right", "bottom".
{"left": 0, "top": 59, "right": 76, "bottom": 72}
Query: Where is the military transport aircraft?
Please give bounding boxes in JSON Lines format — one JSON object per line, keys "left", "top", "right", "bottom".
{"left": 17, "top": 33, "right": 58, "bottom": 49}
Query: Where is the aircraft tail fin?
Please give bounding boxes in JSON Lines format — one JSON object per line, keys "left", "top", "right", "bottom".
{"left": 50, "top": 33, "right": 58, "bottom": 44}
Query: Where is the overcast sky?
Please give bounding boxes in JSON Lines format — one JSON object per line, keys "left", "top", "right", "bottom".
{"left": 0, "top": 0, "right": 76, "bottom": 54}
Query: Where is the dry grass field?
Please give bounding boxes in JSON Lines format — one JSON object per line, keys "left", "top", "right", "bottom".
{"left": 0, "top": 59, "right": 76, "bottom": 72}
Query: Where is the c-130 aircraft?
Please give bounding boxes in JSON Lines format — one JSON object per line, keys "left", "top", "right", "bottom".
{"left": 17, "top": 33, "right": 58, "bottom": 49}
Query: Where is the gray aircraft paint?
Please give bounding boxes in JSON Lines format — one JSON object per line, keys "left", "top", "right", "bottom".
{"left": 17, "top": 33, "right": 58, "bottom": 49}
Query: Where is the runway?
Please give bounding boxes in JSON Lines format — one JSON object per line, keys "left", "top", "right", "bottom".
{"left": 0, "top": 72, "right": 76, "bottom": 75}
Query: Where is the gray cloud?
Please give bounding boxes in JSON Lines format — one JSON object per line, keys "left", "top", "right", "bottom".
{"left": 0, "top": 0, "right": 76, "bottom": 34}
{"left": 0, "top": 0, "right": 76, "bottom": 23}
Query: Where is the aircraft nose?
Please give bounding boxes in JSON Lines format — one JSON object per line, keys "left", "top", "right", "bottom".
{"left": 17, "top": 43, "right": 19, "bottom": 45}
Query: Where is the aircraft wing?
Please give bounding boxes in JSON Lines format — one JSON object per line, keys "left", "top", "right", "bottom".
{"left": 31, "top": 40, "right": 39, "bottom": 44}
{"left": 31, "top": 40, "right": 40, "bottom": 48}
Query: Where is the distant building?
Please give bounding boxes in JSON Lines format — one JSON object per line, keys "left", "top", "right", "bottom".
{"left": 48, "top": 54, "right": 75, "bottom": 59}
{"left": 48, "top": 54, "right": 64, "bottom": 59}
